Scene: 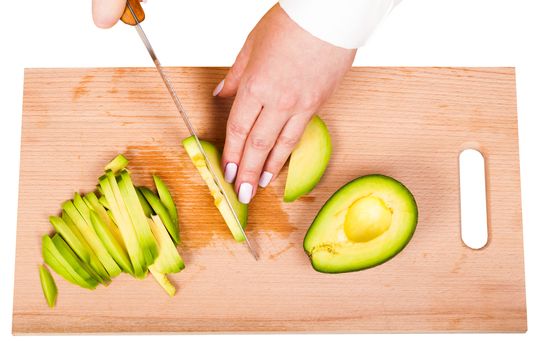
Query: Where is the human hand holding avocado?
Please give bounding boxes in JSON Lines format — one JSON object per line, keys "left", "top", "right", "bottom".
{"left": 91, "top": 0, "right": 399, "bottom": 204}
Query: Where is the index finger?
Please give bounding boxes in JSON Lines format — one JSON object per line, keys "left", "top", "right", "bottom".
{"left": 92, "top": 0, "right": 128, "bottom": 28}
{"left": 222, "top": 88, "right": 263, "bottom": 184}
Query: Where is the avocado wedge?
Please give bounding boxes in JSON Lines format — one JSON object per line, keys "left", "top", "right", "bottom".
{"left": 182, "top": 136, "right": 248, "bottom": 242}
{"left": 284, "top": 115, "right": 331, "bottom": 202}
{"left": 38, "top": 265, "right": 57, "bottom": 308}
{"left": 304, "top": 175, "right": 418, "bottom": 273}
{"left": 139, "top": 187, "right": 179, "bottom": 244}
{"left": 99, "top": 173, "right": 147, "bottom": 278}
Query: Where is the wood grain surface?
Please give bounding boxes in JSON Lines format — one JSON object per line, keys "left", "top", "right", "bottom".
{"left": 12, "top": 67, "right": 526, "bottom": 333}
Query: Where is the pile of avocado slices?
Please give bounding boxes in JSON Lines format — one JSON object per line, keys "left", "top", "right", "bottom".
{"left": 39, "top": 155, "right": 184, "bottom": 307}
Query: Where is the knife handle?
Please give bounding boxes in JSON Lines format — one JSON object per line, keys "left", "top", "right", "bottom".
{"left": 121, "top": 0, "right": 145, "bottom": 25}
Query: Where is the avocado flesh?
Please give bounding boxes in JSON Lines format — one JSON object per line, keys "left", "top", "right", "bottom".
{"left": 284, "top": 115, "right": 331, "bottom": 202}
{"left": 304, "top": 175, "right": 418, "bottom": 273}
{"left": 39, "top": 264, "right": 57, "bottom": 308}
{"left": 182, "top": 136, "right": 248, "bottom": 242}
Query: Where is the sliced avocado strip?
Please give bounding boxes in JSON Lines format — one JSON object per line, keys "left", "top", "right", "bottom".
{"left": 49, "top": 215, "right": 90, "bottom": 263}
{"left": 182, "top": 136, "right": 248, "bottom": 242}
{"left": 304, "top": 174, "right": 418, "bottom": 273}
{"left": 39, "top": 264, "right": 58, "bottom": 308}
{"left": 153, "top": 175, "right": 179, "bottom": 228}
{"left": 83, "top": 192, "right": 125, "bottom": 249}
{"left": 42, "top": 236, "right": 80, "bottom": 286}
{"left": 107, "top": 209, "right": 117, "bottom": 226}
{"left": 284, "top": 115, "right": 332, "bottom": 202}
{"left": 149, "top": 266, "right": 176, "bottom": 297}
{"left": 139, "top": 187, "right": 179, "bottom": 244}
{"left": 117, "top": 170, "right": 159, "bottom": 267}
{"left": 42, "top": 235, "right": 98, "bottom": 289}
{"left": 98, "top": 195, "right": 110, "bottom": 210}
{"left": 62, "top": 200, "right": 121, "bottom": 278}
{"left": 99, "top": 173, "right": 146, "bottom": 278}
{"left": 90, "top": 211, "right": 133, "bottom": 274}
{"left": 73, "top": 192, "right": 92, "bottom": 226}
{"left": 149, "top": 215, "right": 184, "bottom": 274}
{"left": 104, "top": 154, "right": 129, "bottom": 174}
{"left": 51, "top": 234, "right": 101, "bottom": 287}
{"left": 136, "top": 187, "right": 153, "bottom": 217}
{"left": 60, "top": 210, "right": 108, "bottom": 282}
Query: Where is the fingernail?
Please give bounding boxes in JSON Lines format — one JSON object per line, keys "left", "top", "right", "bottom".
{"left": 258, "top": 171, "right": 273, "bottom": 188}
{"left": 238, "top": 183, "right": 253, "bottom": 204}
{"left": 224, "top": 163, "right": 238, "bottom": 183}
{"left": 213, "top": 79, "right": 224, "bottom": 96}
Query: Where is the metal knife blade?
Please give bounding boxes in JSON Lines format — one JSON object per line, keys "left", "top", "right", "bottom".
{"left": 125, "top": 2, "right": 258, "bottom": 260}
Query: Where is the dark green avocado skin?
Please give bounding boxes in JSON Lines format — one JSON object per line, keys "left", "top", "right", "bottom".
{"left": 304, "top": 174, "right": 418, "bottom": 274}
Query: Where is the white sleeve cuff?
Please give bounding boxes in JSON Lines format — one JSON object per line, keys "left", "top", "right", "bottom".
{"left": 279, "top": 0, "right": 401, "bottom": 49}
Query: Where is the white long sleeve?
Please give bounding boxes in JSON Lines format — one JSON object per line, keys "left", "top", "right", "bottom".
{"left": 279, "top": 0, "right": 401, "bottom": 49}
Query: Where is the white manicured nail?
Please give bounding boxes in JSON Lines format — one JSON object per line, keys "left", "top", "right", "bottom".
{"left": 213, "top": 79, "right": 224, "bottom": 96}
{"left": 258, "top": 171, "right": 273, "bottom": 188}
{"left": 238, "top": 183, "right": 253, "bottom": 204}
{"left": 224, "top": 163, "right": 238, "bottom": 183}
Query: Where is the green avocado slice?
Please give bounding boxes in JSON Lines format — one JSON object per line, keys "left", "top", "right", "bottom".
{"left": 99, "top": 172, "right": 147, "bottom": 278}
{"left": 136, "top": 187, "right": 154, "bottom": 217}
{"left": 90, "top": 210, "right": 134, "bottom": 274}
{"left": 139, "top": 187, "right": 179, "bottom": 244}
{"left": 153, "top": 175, "right": 179, "bottom": 229}
{"left": 181, "top": 136, "right": 248, "bottom": 242}
{"left": 104, "top": 154, "right": 129, "bottom": 174}
{"left": 42, "top": 235, "right": 98, "bottom": 289}
{"left": 284, "top": 115, "right": 332, "bottom": 202}
{"left": 39, "top": 264, "right": 57, "bottom": 308}
{"left": 148, "top": 215, "right": 184, "bottom": 274}
{"left": 52, "top": 213, "right": 108, "bottom": 283}
{"left": 304, "top": 174, "right": 418, "bottom": 273}
{"left": 62, "top": 200, "right": 121, "bottom": 278}
{"left": 117, "top": 170, "right": 159, "bottom": 267}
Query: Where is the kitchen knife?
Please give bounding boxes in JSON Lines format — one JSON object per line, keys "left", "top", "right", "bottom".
{"left": 120, "top": 0, "right": 258, "bottom": 260}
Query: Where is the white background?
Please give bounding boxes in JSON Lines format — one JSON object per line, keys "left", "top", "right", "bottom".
{"left": 1, "top": 0, "right": 540, "bottom": 348}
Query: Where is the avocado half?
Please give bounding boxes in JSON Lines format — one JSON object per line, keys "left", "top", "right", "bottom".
{"left": 304, "top": 174, "right": 418, "bottom": 273}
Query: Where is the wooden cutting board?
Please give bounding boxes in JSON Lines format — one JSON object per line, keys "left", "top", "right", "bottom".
{"left": 12, "top": 67, "right": 526, "bottom": 333}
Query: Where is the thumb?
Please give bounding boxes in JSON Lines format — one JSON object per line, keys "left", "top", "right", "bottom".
{"left": 214, "top": 44, "right": 251, "bottom": 97}
{"left": 92, "top": 0, "right": 129, "bottom": 28}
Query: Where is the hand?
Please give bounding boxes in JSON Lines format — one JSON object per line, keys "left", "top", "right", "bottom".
{"left": 92, "top": 0, "right": 142, "bottom": 28}
{"left": 215, "top": 4, "right": 356, "bottom": 204}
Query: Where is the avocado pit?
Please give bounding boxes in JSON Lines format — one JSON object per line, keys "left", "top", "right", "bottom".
{"left": 344, "top": 196, "right": 392, "bottom": 242}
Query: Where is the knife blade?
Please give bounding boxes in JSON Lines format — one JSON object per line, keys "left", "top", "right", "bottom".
{"left": 121, "top": 0, "right": 258, "bottom": 260}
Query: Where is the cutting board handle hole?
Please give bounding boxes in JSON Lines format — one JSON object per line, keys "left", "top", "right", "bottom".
{"left": 459, "top": 148, "right": 489, "bottom": 250}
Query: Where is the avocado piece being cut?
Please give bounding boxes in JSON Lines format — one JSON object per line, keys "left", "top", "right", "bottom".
{"left": 284, "top": 115, "right": 332, "bottom": 202}
{"left": 182, "top": 136, "right": 248, "bottom": 242}
{"left": 39, "top": 264, "right": 57, "bottom": 308}
{"left": 303, "top": 174, "right": 418, "bottom": 273}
